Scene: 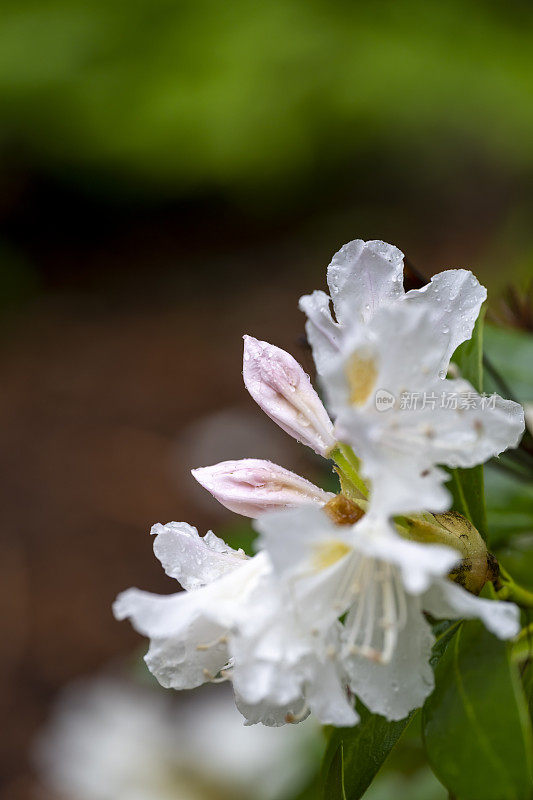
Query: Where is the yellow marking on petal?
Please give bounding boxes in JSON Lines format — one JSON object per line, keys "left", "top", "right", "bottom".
{"left": 345, "top": 352, "right": 378, "bottom": 406}
{"left": 312, "top": 540, "right": 351, "bottom": 571}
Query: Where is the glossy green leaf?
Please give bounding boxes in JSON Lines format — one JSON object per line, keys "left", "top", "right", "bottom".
{"left": 485, "top": 465, "right": 533, "bottom": 548}
{"left": 323, "top": 742, "right": 347, "bottom": 800}
{"left": 322, "top": 623, "right": 459, "bottom": 800}
{"left": 322, "top": 706, "right": 414, "bottom": 800}
{"left": 484, "top": 325, "right": 533, "bottom": 403}
{"left": 448, "top": 311, "right": 487, "bottom": 538}
{"left": 423, "top": 620, "right": 533, "bottom": 800}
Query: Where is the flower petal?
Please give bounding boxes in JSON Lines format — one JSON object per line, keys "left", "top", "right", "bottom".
{"left": 234, "top": 692, "right": 309, "bottom": 727}
{"left": 192, "top": 459, "right": 333, "bottom": 518}
{"left": 151, "top": 521, "right": 246, "bottom": 591}
{"left": 423, "top": 578, "right": 520, "bottom": 640}
{"left": 298, "top": 289, "right": 341, "bottom": 376}
{"left": 113, "top": 588, "right": 230, "bottom": 689}
{"left": 304, "top": 658, "right": 359, "bottom": 727}
{"left": 402, "top": 269, "right": 487, "bottom": 376}
{"left": 344, "top": 593, "right": 435, "bottom": 720}
{"left": 327, "top": 240, "right": 405, "bottom": 327}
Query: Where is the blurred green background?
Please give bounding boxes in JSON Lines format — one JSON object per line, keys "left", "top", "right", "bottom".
{"left": 1, "top": 0, "right": 533, "bottom": 305}
{"left": 1, "top": 2, "right": 533, "bottom": 798}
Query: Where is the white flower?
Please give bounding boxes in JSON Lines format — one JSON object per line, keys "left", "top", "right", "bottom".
{"left": 34, "top": 676, "right": 320, "bottom": 800}
{"left": 243, "top": 335, "right": 336, "bottom": 456}
{"left": 114, "top": 522, "right": 269, "bottom": 691}
{"left": 191, "top": 459, "right": 334, "bottom": 517}
{"left": 114, "top": 520, "right": 356, "bottom": 727}
{"left": 255, "top": 506, "right": 520, "bottom": 721}
{"left": 326, "top": 302, "right": 525, "bottom": 516}
{"left": 300, "top": 239, "right": 487, "bottom": 378}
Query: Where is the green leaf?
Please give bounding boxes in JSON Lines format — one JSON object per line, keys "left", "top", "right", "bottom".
{"left": 321, "top": 623, "right": 459, "bottom": 800}
{"left": 423, "top": 620, "right": 533, "bottom": 800}
{"left": 448, "top": 310, "right": 487, "bottom": 538}
{"left": 484, "top": 325, "right": 533, "bottom": 403}
{"left": 323, "top": 742, "right": 347, "bottom": 800}
{"left": 485, "top": 465, "right": 533, "bottom": 548}
{"left": 322, "top": 706, "right": 414, "bottom": 800}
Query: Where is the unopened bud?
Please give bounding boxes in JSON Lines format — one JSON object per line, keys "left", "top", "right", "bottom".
{"left": 397, "top": 510, "right": 494, "bottom": 594}
{"left": 192, "top": 459, "right": 334, "bottom": 518}
{"left": 243, "top": 335, "right": 336, "bottom": 456}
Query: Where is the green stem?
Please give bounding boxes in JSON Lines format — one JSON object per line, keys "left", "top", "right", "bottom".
{"left": 329, "top": 443, "right": 369, "bottom": 499}
{"left": 496, "top": 566, "right": 533, "bottom": 609}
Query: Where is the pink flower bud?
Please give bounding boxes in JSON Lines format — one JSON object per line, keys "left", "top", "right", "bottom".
{"left": 191, "top": 459, "right": 334, "bottom": 517}
{"left": 242, "top": 335, "right": 336, "bottom": 456}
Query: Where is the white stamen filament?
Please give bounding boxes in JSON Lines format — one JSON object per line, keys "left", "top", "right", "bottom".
{"left": 340, "top": 558, "right": 407, "bottom": 664}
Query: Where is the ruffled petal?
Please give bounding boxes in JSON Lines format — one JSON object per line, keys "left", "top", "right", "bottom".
{"left": 113, "top": 589, "right": 230, "bottom": 689}
{"left": 402, "top": 269, "right": 486, "bottom": 376}
{"left": 234, "top": 691, "right": 309, "bottom": 727}
{"left": 327, "top": 240, "right": 405, "bottom": 327}
{"left": 151, "top": 521, "right": 246, "bottom": 591}
{"left": 423, "top": 578, "right": 520, "bottom": 640}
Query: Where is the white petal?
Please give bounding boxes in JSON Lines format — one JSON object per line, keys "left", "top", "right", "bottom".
{"left": 114, "top": 554, "right": 271, "bottom": 688}
{"left": 402, "top": 269, "right": 487, "bottom": 375}
{"left": 344, "top": 593, "right": 435, "bottom": 720}
{"left": 234, "top": 691, "right": 309, "bottom": 727}
{"left": 298, "top": 290, "right": 341, "bottom": 376}
{"left": 113, "top": 589, "right": 229, "bottom": 689}
{"left": 327, "top": 239, "right": 404, "bottom": 327}
{"left": 192, "top": 459, "right": 333, "bottom": 517}
{"left": 423, "top": 579, "right": 520, "bottom": 639}
{"left": 242, "top": 335, "right": 336, "bottom": 455}
{"left": 151, "top": 521, "right": 246, "bottom": 591}
{"left": 304, "top": 658, "right": 359, "bottom": 727}
{"left": 335, "top": 409, "right": 452, "bottom": 517}
{"left": 353, "top": 521, "right": 460, "bottom": 595}
{"left": 417, "top": 378, "right": 525, "bottom": 469}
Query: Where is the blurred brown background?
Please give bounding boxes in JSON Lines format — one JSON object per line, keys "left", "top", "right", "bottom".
{"left": 1, "top": 1, "right": 533, "bottom": 796}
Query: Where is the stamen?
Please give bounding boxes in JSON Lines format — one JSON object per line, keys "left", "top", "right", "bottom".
{"left": 285, "top": 704, "right": 309, "bottom": 724}
{"left": 196, "top": 634, "right": 228, "bottom": 651}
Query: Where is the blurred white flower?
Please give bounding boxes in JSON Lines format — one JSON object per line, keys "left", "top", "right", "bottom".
{"left": 256, "top": 505, "right": 520, "bottom": 721}
{"left": 326, "top": 302, "right": 525, "bottom": 516}
{"left": 525, "top": 403, "right": 533, "bottom": 436}
{"left": 191, "top": 459, "right": 333, "bottom": 517}
{"left": 34, "top": 676, "right": 321, "bottom": 800}
{"left": 242, "top": 335, "right": 336, "bottom": 456}
{"left": 299, "top": 238, "right": 487, "bottom": 378}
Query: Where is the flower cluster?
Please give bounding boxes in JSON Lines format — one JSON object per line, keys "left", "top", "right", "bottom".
{"left": 115, "top": 239, "right": 524, "bottom": 727}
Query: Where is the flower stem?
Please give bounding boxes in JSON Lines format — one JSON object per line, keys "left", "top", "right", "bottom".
{"left": 496, "top": 566, "right": 533, "bottom": 609}
{"left": 330, "top": 443, "right": 369, "bottom": 500}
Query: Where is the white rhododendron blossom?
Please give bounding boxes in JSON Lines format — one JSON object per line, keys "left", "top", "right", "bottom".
{"left": 326, "top": 302, "right": 525, "bottom": 516}
{"left": 192, "top": 459, "right": 333, "bottom": 517}
{"left": 255, "top": 506, "right": 520, "bottom": 720}
{"left": 114, "top": 521, "right": 357, "bottom": 726}
{"left": 114, "top": 236, "right": 527, "bottom": 735}
{"left": 299, "top": 238, "right": 487, "bottom": 378}
{"left": 242, "top": 334, "right": 336, "bottom": 456}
